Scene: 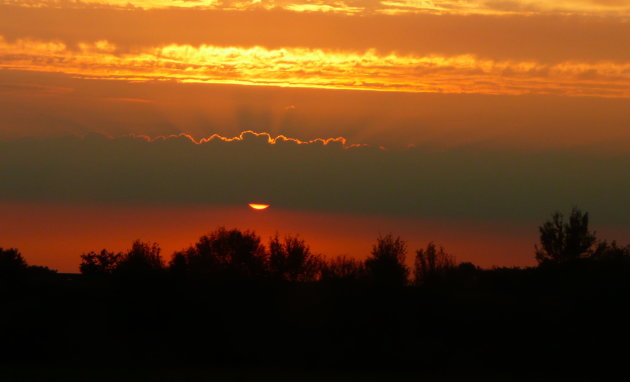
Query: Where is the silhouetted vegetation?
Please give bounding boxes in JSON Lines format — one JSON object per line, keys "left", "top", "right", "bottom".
{"left": 414, "top": 241, "right": 456, "bottom": 286}
{"left": 535, "top": 207, "right": 597, "bottom": 264}
{"left": 80, "top": 249, "right": 122, "bottom": 276}
{"left": 2, "top": 209, "right": 630, "bottom": 378}
{"left": 115, "top": 240, "right": 164, "bottom": 275}
{"left": 320, "top": 255, "right": 366, "bottom": 282}
{"left": 0, "top": 247, "right": 56, "bottom": 286}
{"left": 169, "top": 227, "right": 267, "bottom": 282}
{"left": 365, "top": 233, "right": 409, "bottom": 287}
{"left": 0, "top": 247, "right": 28, "bottom": 282}
{"left": 268, "top": 234, "right": 322, "bottom": 282}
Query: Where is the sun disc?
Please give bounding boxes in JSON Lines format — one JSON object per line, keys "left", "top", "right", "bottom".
{"left": 249, "top": 203, "right": 270, "bottom": 210}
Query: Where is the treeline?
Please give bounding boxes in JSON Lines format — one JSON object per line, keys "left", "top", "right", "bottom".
{"left": 0, "top": 229, "right": 519, "bottom": 288}
{"left": 1, "top": 208, "right": 630, "bottom": 377}
{"left": 3, "top": 207, "right": 630, "bottom": 286}
{"left": 75, "top": 230, "right": 467, "bottom": 287}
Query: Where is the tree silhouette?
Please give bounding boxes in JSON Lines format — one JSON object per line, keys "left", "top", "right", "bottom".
{"left": 171, "top": 227, "right": 267, "bottom": 280}
{"left": 268, "top": 234, "right": 322, "bottom": 282}
{"left": 592, "top": 240, "right": 630, "bottom": 262}
{"left": 115, "top": 240, "right": 163, "bottom": 275}
{"left": 321, "top": 255, "right": 365, "bottom": 282}
{"left": 535, "top": 207, "right": 597, "bottom": 264}
{"left": 168, "top": 251, "right": 188, "bottom": 276}
{"left": 414, "top": 242, "right": 455, "bottom": 286}
{"left": 365, "top": 234, "right": 409, "bottom": 287}
{"left": 80, "top": 249, "right": 122, "bottom": 276}
{"left": 0, "top": 247, "right": 28, "bottom": 283}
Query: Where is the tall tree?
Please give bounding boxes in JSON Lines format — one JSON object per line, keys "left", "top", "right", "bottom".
{"left": 365, "top": 234, "right": 409, "bottom": 287}
{"left": 535, "top": 207, "right": 597, "bottom": 264}
{"left": 0, "top": 247, "right": 28, "bottom": 282}
{"left": 268, "top": 234, "right": 321, "bottom": 282}
{"left": 116, "top": 240, "right": 164, "bottom": 275}
{"left": 172, "top": 227, "right": 267, "bottom": 280}
{"left": 414, "top": 242, "right": 455, "bottom": 286}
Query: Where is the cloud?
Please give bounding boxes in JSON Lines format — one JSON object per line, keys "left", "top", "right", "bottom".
{"left": 2, "top": 5, "right": 630, "bottom": 64}
{"left": 2, "top": 36, "right": 629, "bottom": 97}
{"left": 1, "top": 132, "right": 630, "bottom": 225}
{"left": 2, "top": 0, "right": 629, "bottom": 15}
{"left": 133, "top": 129, "right": 361, "bottom": 147}
{"left": 2, "top": 70, "right": 630, "bottom": 150}
{"left": 0, "top": 82, "right": 73, "bottom": 96}
{"left": 101, "top": 97, "right": 153, "bottom": 103}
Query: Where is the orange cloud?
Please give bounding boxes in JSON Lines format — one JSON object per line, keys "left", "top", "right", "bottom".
{"left": 3, "top": 5, "right": 628, "bottom": 64}
{"left": 3, "top": 0, "right": 629, "bottom": 16}
{"left": 130, "top": 130, "right": 365, "bottom": 149}
{"left": 1, "top": 37, "right": 629, "bottom": 97}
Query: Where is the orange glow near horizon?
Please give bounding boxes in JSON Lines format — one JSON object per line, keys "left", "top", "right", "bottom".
{"left": 249, "top": 203, "right": 271, "bottom": 210}
{"left": 0, "top": 201, "right": 541, "bottom": 273}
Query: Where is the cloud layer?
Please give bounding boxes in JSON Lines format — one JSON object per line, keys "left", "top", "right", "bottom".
{"left": 2, "top": 36, "right": 628, "bottom": 97}
{"left": 2, "top": 0, "right": 629, "bottom": 97}
{"left": 2, "top": 132, "right": 629, "bottom": 225}
{"left": 4, "top": 0, "right": 630, "bottom": 15}
{"left": 3, "top": 6, "right": 628, "bottom": 63}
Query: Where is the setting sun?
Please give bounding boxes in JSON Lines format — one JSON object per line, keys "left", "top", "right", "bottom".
{"left": 248, "top": 203, "right": 270, "bottom": 211}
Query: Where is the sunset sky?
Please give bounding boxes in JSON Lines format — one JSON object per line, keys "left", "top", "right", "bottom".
{"left": 1, "top": 0, "right": 629, "bottom": 271}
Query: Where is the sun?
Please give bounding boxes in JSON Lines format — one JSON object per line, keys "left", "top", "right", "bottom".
{"left": 248, "top": 203, "right": 270, "bottom": 211}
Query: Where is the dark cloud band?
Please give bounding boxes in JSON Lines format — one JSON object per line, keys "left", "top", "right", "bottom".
{"left": 1, "top": 132, "right": 629, "bottom": 224}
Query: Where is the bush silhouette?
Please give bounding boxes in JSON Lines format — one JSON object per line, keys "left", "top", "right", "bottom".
{"left": 365, "top": 234, "right": 409, "bottom": 287}
{"left": 536, "top": 207, "right": 597, "bottom": 264}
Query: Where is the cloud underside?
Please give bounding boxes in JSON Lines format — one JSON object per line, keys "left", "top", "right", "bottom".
{"left": 1, "top": 37, "right": 629, "bottom": 97}
{"left": 4, "top": 0, "right": 630, "bottom": 15}
{"left": 1, "top": 132, "right": 629, "bottom": 224}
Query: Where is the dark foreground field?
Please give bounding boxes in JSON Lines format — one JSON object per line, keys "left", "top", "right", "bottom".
{"left": 2, "top": 265, "right": 629, "bottom": 381}
{"left": 0, "top": 365, "right": 620, "bottom": 382}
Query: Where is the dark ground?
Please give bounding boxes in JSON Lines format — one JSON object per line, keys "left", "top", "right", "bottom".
{"left": 2, "top": 263, "right": 630, "bottom": 381}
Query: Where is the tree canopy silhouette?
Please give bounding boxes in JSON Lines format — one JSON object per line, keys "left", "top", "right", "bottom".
{"left": 414, "top": 242, "right": 455, "bottom": 286}
{"left": 535, "top": 207, "right": 597, "bottom": 264}
{"left": 115, "top": 240, "right": 163, "bottom": 276}
{"left": 321, "top": 256, "right": 366, "bottom": 282}
{"left": 0, "top": 247, "right": 28, "bottom": 283}
{"left": 172, "top": 227, "right": 267, "bottom": 281}
{"left": 365, "top": 234, "right": 409, "bottom": 287}
{"left": 268, "top": 234, "right": 322, "bottom": 282}
{"left": 80, "top": 249, "right": 122, "bottom": 276}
